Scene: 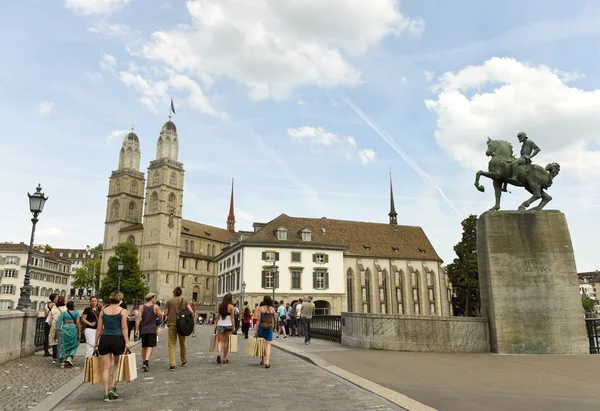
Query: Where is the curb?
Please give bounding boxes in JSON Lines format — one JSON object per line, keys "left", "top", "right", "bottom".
{"left": 271, "top": 341, "right": 437, "bottom": 411}
{"left": 33, "top": 334, "right": 147, "bottom": 411}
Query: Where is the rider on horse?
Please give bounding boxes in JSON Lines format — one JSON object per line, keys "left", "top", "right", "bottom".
{"left": 504, "top": 132, "right": 541, "bottom": 190}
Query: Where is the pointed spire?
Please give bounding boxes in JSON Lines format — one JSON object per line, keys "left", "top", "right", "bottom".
{"left": 227, "top": 177, "right": 236, "bottom": 233}
{"left": 389, "top": 168, "right": 398, "bottom": 225}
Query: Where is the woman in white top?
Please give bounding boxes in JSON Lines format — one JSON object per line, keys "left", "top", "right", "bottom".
{"left": 214, "top": 293, "right": 234, "bottom": 364}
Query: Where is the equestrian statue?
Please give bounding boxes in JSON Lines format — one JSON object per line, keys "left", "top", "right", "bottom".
{"left": 474, "top": 132, "right": 560, "bottom": 211}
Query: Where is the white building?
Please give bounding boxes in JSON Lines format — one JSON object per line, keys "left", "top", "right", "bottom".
{"left": 0, "top": 243, "right": 72, "bottom": 311}
{"left": 217, "top": 210, "right": 452, "bottom": 317}
{"left": 580, "top": 282, "right": 597, "bottom": 300}
{"left": 53, "top": 248, "right": 99, "bottom": 298}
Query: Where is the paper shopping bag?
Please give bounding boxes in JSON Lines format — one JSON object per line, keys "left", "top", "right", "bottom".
{"left": 117, "top": 351, "right": 138, "bottom": 382}
{"left": 247, "top": 337, "right": 265, "bottom": 357}
{"left": 246, "top": 336, "right": 256, "bottom": 356}
{"left": 83, "top": 353, "right": 103, "bottom": 384}
{"left": 209, "top": 333, "right": 217, "bottom": 352}
{"left": 229, "top": 334, "right": 238, "bottom": 353}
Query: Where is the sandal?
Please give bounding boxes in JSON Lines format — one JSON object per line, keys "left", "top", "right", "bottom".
{"left": 217, "top": 355, "right": 221, "bottom": 364}
{"left": 265, "top": 364, "right": 270, "bottom": 369}
{"left": 223, "top": 359, "right": 229, "bottom": 364}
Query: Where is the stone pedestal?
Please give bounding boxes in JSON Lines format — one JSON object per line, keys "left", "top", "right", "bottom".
{"left": 477, "top": 210, "right": 588, "bottom": 354}
{"left": 20, "top": 309, "right": 40, "bottom": 358}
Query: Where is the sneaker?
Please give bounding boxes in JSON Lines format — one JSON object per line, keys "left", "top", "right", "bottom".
{"left": 44, "top": 352, "right": 52, "bottom": 357}
{"left": 66, "top": 357, "right": 73, "bottom": 367}
{"left": 284, "top": 336, "right": 288, "bottom": 339}
{"left": 181, "top": 362, "right": 187, "bottom": 367}
{"left": 169, "top": 366, "right": 175, "bottom": 371}
{"left": 276, "top": 336, "right": 279, "bottom": 339}
{"left": 156, "top": 337, "right": 159, "bottom": 343}
{"left": 305, "top": 341, "right": 309, "bottom": 345}
{"left": 51, "top": 359, "right": 56, "bottom": 364}
{"left": 192, "top": 333, "right": 196, "bottom": 337}
{"left": 108, "top": 387, "right": 118, "bottom": 399}
{"left": 143, "top": 364, "right": 149, "bottom": 372}
{"left": 60, "top": 362, "right": 65, "bottom": 368}
{"left": 103, "top": 394, "right": 110, "bottom": 402}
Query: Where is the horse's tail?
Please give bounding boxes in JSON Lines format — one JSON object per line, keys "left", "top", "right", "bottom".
{"left": 545, "top": 163, "right": 560, "bottom": 188}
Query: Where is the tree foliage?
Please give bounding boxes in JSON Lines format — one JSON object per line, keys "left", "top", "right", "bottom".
{"left": 582, "top": 295, "right": 596, "bottom": 312}
{"left": 98, "top": 242, "right": 145, "bottom": 303}
{"left": 446, "top": 215, "right": 480, "bottom": 317}
{"left": 72, "top": 258, "right": 101, "bottom": 292}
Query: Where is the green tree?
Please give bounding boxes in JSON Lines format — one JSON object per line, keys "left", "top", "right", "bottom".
{"left": 582, "top": 295, "right": 596, "bottom": 311}
{"left": 72, "top": 258, "right": 101, "bottom": 292}
{"left": 98, "top": 242, "right": 145, "bottom": 303}
{"left": 447, "top": 215, "right": 480, "bottom": 317}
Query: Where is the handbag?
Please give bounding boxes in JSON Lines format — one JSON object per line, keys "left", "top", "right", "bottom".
{"left": 209, "top": 332, "right": 217, "bottom": 352}
{"left": 117, "top": 350, "right": 138, "bottom": 382}
{"left": 229, "top": 334, "right": 238, "bottom": 353}
{"left": 83, "top": 351, "right": 103, "bottom": 384}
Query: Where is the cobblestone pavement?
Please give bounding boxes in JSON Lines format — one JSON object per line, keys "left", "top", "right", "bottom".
{"left": 63, "top": 325, "right": 402, "bottom": 411}
{"left": 0, "top": 345, "right": 86, "bottom": 411}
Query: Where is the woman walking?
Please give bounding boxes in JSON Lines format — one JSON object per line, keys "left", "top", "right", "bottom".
{"left": 49, "top": 296, "right": 68, "bottom": 365}
{"left": 128, "top": 300, "right": 139, "bottom": 340}
{"left": 81, "top": 297, "right": 101, "bottom": 357}
{"left": 136, "top": 293, "right": 163, "bottom": 372}
{"left": 241, "top": 301, "right": 252, "bottom": 339}
{"left": 255, "top": 295, "right": 276, "bottom": 368}
{"left": 56, "top": 301, "right": 81, "bottom": 368}
{"left": 94, "top": 291, "right": 130, "bottom": 402}
{"left": 214, "top": 293, "right": 234, "bottom": 364}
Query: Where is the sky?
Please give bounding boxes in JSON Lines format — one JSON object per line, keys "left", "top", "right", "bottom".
{"left": 1, "top": 0, "right": 600, "bottom": 271}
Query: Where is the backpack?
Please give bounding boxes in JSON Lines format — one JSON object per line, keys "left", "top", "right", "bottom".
{"left": 260, "top": 309, "right": 274, "bottom": 330}
{"left": 176, "top": 298, "right": 194, "bottom": 337}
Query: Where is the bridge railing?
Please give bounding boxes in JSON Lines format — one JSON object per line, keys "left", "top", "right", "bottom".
{"left": 586, "top": 318, "right": 600, "bottom": 354}
{"left": 310, "top": 315, "right": 341, "bottom": 343}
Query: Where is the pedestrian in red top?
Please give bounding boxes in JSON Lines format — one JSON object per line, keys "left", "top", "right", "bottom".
{"left": 241, "top": 301, "right": 252, "bottom": 339}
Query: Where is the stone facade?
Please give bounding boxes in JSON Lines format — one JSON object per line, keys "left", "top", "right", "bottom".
{"left": 100, "top": 120, "right": 232, "bottom": 309}
{"left": 477, "top": 210, "right": 588, "bottom": 354}
{"left": 342, "top": 312, "right": 489, "bottom": 353}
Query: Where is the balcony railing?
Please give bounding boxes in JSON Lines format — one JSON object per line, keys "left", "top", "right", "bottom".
{"left": 34, "top": 317, "right": 46, "bottom": 352}
{"left": 310, "top": 315, "right": 341, "bottom": 343}
{"left": 586, "top": 318, "right": 600, "bottom": 354}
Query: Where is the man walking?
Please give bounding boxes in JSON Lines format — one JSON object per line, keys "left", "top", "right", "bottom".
{"left": 301, "top": 296, "right": 315, "bottom": 345}
{"left": 163, "top": 287, "right": 193, "bottom": 371}
{"left": 43, "top": 294, "right": 58, "bottom": 357}
{"left": 295, "top": 297, "right": 304, "bottom": 338}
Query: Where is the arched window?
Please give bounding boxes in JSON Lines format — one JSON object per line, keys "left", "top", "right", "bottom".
{"left": 111, "top": 200, "right": 120, "bottom": 220}
{"left": 207, "top": 245, "right": 212, "bottom": 257}
{"left": 170, "top": 171, "right": 176, "bottom": 186}
{"left": 346, "top": 268, "right": 354, "bottom": 312}
{"left": 128, "top": 235, "right": 135, "bottom": 243}
{"left": 190, "top": 240, "right": 194, "bottom": 253}
{"left": 181, "top": 276, "right": 186, "bottom": 288}
{"left": 115, "top": 179, "right": 120, "bottom": 193}
{"left": 166, "top": 274, "right": 170, "bottom": 284}
{"left": 130, "top": 180, "right": 138, "bottom": 194}
{"left": 381, "top": 269, "right": 388, "bottom": 314}
{"left": 195, "top": 260, "right": 199, "bottom": 270}
{"left": 364, "top": 269, "right": 371, "bottom": 313}
{"left": 207, "top": 261, "right": 210, "bottom": 271}
{"left": 153, "top": 171, "right": 160, "bottom": 185}
{"left": 128, "top": 202, "right": 136, "bottom": 221}
{"left": 184, "top": 240, "right": 189, "bottom": 253}
{"left": 212, "top": 245, "right": 216, "bottom": 256}
{"left": 168, "top": 192, "right": 176, "bottom": 212}
{"left": 150, "top": 192, "right": 159, "bottom": 212}
{"left": 182, "top": 258, "right": 187, "bottom": 269}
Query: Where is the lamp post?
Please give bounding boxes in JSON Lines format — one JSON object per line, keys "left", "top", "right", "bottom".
{"left": 86, "top": 245, "right": 97, "bottom": 297}
{"left": 241, "top": 281, "right": 246, "bottom": 305}
{"left": 117, "top": 260, "right": 124, "bottom": 292}
{"left": 271, "top": 262, "right": 278, "bottom": 303}
{"left": 16, "top": 184, "right": 48, "bottom": 310}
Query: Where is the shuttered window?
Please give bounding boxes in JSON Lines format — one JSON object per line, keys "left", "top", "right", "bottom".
{"left": 312, "top": 253, "right": 328, "bottom": 263}
{"left": 312, "top": 272, "right": 329, "bottom": 290}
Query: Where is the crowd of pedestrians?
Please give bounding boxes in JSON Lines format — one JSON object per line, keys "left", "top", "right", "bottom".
{"left": 41, "top": 287, "right": 317, "bottom": 403}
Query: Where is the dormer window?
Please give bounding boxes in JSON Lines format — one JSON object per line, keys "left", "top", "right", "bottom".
{"left": 392, "top": 247, "right": 399, "bottom": 253}
{"left": 300, "top": 228, "right": 312, "bottom": 242}
{"left": 363, "top": 245, "right": 371, "bottom": 251}
{"left": 418, "top": 248, "right": 426, "bottom": 255}
{"left": 276, "top": 227, "right": 288, "bottom": 241}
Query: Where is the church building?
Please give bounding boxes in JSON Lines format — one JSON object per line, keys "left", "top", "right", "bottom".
{"left": 100, "top": 117, "right": 234, "bottom": 315}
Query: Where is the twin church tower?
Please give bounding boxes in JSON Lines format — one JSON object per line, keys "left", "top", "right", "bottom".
{"left": 100, "top": 116, "right": 234, "bottom": 305}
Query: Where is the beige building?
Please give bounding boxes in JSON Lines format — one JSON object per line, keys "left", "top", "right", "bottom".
{"left": 217, "top": 178, "right": 452, "bottom": 317}
{"left": 0, "top": 243, "right": 72, "bottom": 311}
{"left": 100, "top": 119, "right": 233, "bottom": 315}
{"left": 53, "top": 248, "right": 99, "bottom": 298}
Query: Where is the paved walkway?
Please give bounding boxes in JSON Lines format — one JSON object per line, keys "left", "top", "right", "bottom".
{"left": 59, "top": 325, "right": 402, "bottom": 411}
{"left": 273, "top": 335, "right": 600, "bottom": 411}
{"left": 0, "top": 343, "right": 87, "bottom": 411}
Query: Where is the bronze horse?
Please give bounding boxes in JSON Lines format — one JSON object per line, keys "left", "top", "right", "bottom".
{"left": 474, "top": 138, "right": 560, "bottom": 211}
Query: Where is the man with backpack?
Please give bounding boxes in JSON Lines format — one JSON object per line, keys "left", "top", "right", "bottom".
{"left": 162, "top": 287, "right": 194, "bottom": 371}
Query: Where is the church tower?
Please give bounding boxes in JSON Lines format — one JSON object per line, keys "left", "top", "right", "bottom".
{"left": 389, "top": 170, "right": 398, "bottom": 225}
{"left": 101, "top": 128, "right": 145, "bottom": 276}
{"left": 140, "top": 116, "right": 185, "bottom": 297}
{"left": 227, "top": 178, "right": 235, "bottom": 233}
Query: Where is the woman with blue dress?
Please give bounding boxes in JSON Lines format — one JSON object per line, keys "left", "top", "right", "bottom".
{"left": 255, "top": 295, "right": 277, "bottom": 368}
{"left": 57, "top": 301, "right": 81, "bottom": 368}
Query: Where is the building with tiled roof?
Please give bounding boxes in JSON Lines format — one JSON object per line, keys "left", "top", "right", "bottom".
{"left": 100, "top": 119, "right": 234, "bottom": 315}
{"left": 0, "top": 243, "right": 71, "bottom": 311}
{"left": 215, "top": 175, "right": 453, "bottom": 317}
{"left": 51, "top": 247, "right": 100, "bottom": 298}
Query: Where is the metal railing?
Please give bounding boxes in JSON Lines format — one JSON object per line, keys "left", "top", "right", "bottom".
{"left": 310, "top": 315, "right": 341, "bottom": 343}
{"left": 34, "top": 317, "right": 46, "bottom": 352}
{"left": 586, "top": 318, "right": 600, "bottom": 354}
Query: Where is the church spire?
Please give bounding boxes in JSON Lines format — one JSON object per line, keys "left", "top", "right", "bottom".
{"left": 227, "top": 177, "right": 235, "bottom": 233}
{"left": 389, "top": 169, "right": 398, "bottom": 225}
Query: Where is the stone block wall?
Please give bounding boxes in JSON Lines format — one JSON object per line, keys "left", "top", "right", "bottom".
{"left": 0, "top": 311, "right": 25, "bottom": 364}
{"left": 342, "top": 312, "right": 489, "bottom": 353}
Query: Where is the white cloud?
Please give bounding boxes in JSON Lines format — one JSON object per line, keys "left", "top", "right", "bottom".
{"left": 85, "top": 71, "right": 103, "bottom": 82}
{"left": 133, "top": 0, "right": 422, "bottom": 101}
{"left": 100, "top": 53, "right": 117, "bottom": 72}
{"left": 89, "top": 21, "right": 136, "bottom": 37}
{"left": 236, "top": 208, "right": 254, "bottom": 223}
{"left": 65, "top": 0, "right": 131, "bottom": 15}
{"left": 288, "top": 126, "right": 375, "bottom": 164}
{"left": 106, "top": 129, "right": 129, "bottom": 147}
{"left": 553, "top": 69, "right": 586, "bottom": 83}
{"left": 36, "top": 227, "right": 65, "bottom": 238}
{"left": 38, "top": 101, "right": 55, "bottom": 117}
{"left": 424, "top": 57, "right": 600, "bottom": 178}
{"left": 424, "top": 70, "right": 434, "bottom": 83}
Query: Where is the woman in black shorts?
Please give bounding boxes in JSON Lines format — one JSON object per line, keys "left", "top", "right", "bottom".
{"left": 94, "top": 291, "right": 130, "bottom": 402}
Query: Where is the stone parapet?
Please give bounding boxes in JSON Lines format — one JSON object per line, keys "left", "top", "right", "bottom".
{"left": 0, "top": 310, "right": 25, "bottom": 364}
{"left": 477, "top": 210, "right": 588, "bottom": 354}
{"left": 342, "top": 312, "right": 489, "bottom": 353}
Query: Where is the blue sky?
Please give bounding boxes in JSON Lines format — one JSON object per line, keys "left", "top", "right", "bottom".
{"left": 1, "top": 0, "right": 600, "bottom": 271}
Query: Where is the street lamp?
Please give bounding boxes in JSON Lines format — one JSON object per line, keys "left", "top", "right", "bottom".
{"left": 241, "top": 281, "right": 246, "bottom": 304}
{"left": 86, "top": 245, "right": 97, "bottom": 297}
{"left": 117, "top": 260, "right": 124, "bottom": 292}
{"left": 16, "top": 184, "right": 48, "bottom": 310}
{"left": 271, "top": 262, "right": 278, "bottom": 302}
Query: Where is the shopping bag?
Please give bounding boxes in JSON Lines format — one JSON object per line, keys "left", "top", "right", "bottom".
{"left": 247, "top": 337, "right": 265, "bottom": 357}
{"left": 209, "top": 333, "right": 217, "bottom": 352}
{"left": 117, "top": 350, "right": 138, "bottom": 382}
{"left": 246, "top": 336, "right": 256, "bottom": 356}
{"left": 229, "top": 334, "right": 238, "bottom": 353}
{"left": 83, "top": 353, "right": 103, "bottom": 384}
